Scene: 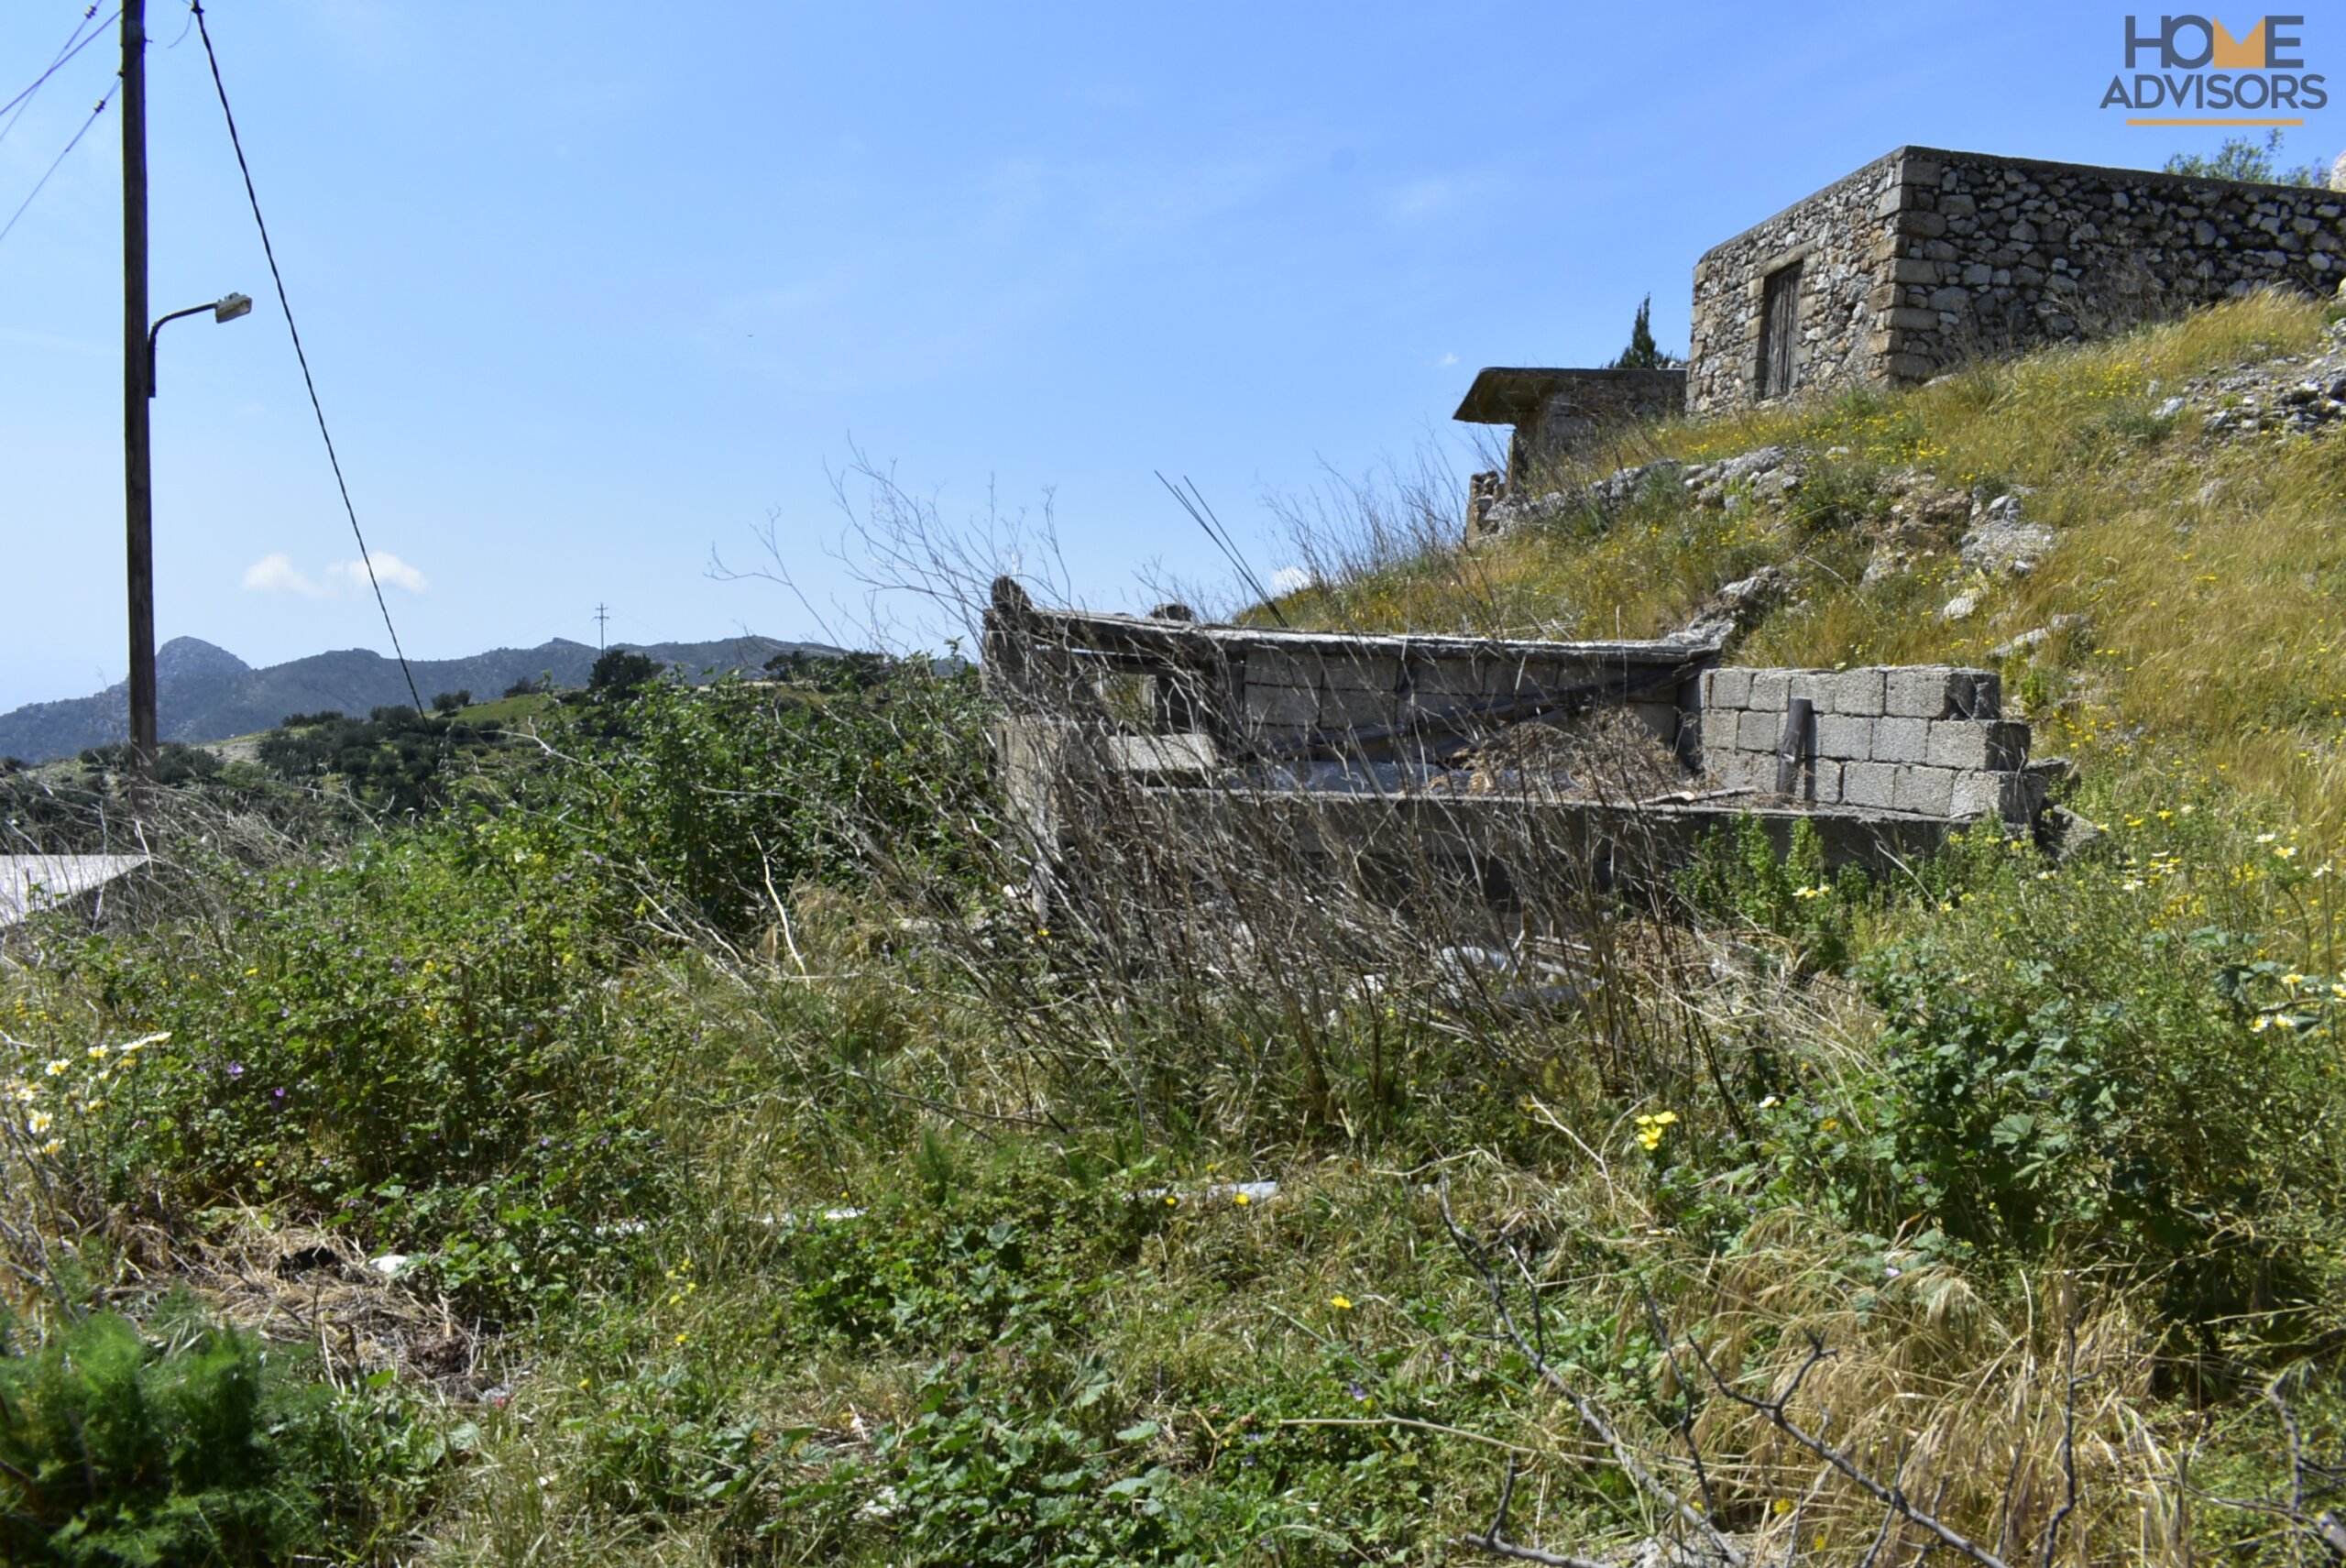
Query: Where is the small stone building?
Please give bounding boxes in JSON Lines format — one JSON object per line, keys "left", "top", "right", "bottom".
{"left": 1456, "top": 144, "right": 2346, "bottom": 470}
{"left": 1452, "top": 367, "right": 1686, "bottom": 486}
{"left": 1686, "top": 144, "right": 2346, "bottom": 414}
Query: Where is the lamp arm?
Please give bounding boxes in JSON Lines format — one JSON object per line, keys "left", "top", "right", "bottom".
{"left": 146, "top": 302, "right": 225, "bottom": 399}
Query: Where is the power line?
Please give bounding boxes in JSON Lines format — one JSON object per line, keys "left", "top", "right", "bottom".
{"left": 187, "top": 0, "right": 423, "bottom": 715}
{"left": 1154, "top": 471, "right": 1288, "bottom": 627}
{"left": 0, "top": 73, "right": 118, "bottom": 248}
{"left": 0, "top": 6, "right": 115, "bottom": 141}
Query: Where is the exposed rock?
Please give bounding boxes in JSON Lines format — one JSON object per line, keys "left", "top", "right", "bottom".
{"left": 1990, "top": 613, "right": 2091, "bottom": 660}
{"left": 1477, "top": 489, "right": 1576, "bottom": 535}
{"left": 1475, "top": 459, "right": 1684, "bottom": 540}
{"left": 1587, "top": 459, "right": 1685, "bottom": 510}
{"left": 2039, "top": 803, "right": 2105, "bottom": 862}
{"left": 1940, "top": 592, "right": 1979, "bottom": 621}
{"left": 1682, "top": 445, "right": 1806, "bottom": 509}
{"left": 1672, "top": 565, "right": 1789, "bottom": 647}
{"left": 1959, "top": 490, "right": 2054, "bottom": 576}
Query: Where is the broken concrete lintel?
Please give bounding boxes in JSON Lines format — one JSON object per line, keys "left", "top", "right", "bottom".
{"left": 986, "top": 593, "right": 1728, "bottom": 672}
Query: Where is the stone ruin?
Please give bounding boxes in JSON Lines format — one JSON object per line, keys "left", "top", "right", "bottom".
{"left": 983, "top": 578, "right": 2064, "bottom": 913}
{"left": 1460, "top": 143, "right": 2346, "bottom": 524}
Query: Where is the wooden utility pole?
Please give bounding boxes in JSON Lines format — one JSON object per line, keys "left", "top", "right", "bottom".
{"left": 121, "top": 0, "right": 155, "bottom": 789}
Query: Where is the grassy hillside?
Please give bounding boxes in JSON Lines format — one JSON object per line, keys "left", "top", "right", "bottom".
{"left": 1287, "top": 292, "right": 2346, "bottom": 823}
{"left": 5, "top": 303, "right": 2346, "bottom": 1566}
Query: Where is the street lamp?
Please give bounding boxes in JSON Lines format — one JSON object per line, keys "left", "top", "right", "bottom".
{"left": 123, "top": 289, "right": 251, "bottom": 794}
{"left": 147, "top": 291, "right": 251, "bottom": 397}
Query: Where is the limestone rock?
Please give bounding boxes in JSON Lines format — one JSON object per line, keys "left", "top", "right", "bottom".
{"left": 1672, "top": 565, "right": 1789, "bottom": 647}
{"left": 1959, "top": 490, "right": 2054, "bottom": 576}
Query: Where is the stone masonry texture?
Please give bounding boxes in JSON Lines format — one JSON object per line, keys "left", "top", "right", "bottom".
{"left": 1689, "top": 146, "right": 2346, "bottom": 415}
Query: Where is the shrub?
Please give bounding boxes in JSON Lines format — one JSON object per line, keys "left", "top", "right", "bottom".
{"left": 580, "top": 663, "right": 995, "bottom": 934}
{"left": 46, "top": 811, "right": 688, "bottom": 1315}
{"left": 2, "top": 1306, "right": 323, "bottom": 1566}
{"left": 1679, "top": 815, "right": 1863, "bottom": 971}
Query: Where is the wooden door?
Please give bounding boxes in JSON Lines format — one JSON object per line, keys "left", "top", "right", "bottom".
{"left": 1758, "top": 261, "right": 1802, "bottom": 400}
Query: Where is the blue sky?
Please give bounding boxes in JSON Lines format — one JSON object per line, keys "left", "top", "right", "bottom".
{"left": 0, "top": 1, "right": 2332, "bottom": 709}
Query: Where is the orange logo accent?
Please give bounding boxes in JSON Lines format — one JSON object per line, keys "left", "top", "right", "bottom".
{"left": 2212, "top": 17, "right": 2266, "bottom": 69}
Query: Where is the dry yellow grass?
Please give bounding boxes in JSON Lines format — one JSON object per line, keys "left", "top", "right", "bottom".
{"left": 1284, "top": 292, "right": 2346, "bottom": 839}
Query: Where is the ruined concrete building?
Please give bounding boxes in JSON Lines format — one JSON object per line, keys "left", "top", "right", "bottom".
{"left": 984, "top": 580, "right": 2060, "bottom": 915}
{"left": 1459, "top": 144, "right": 2346, "bottom": 498}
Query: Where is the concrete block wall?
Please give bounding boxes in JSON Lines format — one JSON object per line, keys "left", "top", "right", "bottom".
{"left": 1695, "top": 663, "right": 2040, "bottom": 823}
{"left": 1236, "top": 647, "right": 1686, "bottom": 748}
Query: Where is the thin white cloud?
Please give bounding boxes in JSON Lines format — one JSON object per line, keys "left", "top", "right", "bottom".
{"left": 330, "top": 554, "right": 429, "bottom": 594}
{"left": 1435, "top": 351, "right": 1458, "bottom": 367}
{"left": 1268, "top": 565, "right": 1318, "bottom": 595}
{"left": 241, "top": 554, "right": 329, "bottom": 597}
{"left": 243, "top": 553, "right": 428, "bottom": 597}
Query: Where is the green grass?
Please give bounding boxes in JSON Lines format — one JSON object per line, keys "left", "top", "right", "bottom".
{"left": 8, "top": 302, "right": 2346, "bottom": 1563}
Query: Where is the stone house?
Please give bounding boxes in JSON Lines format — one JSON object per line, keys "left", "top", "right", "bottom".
{"left": 1452, "top": 367, "right": 1685, "bottom": 492}
{"left": 1458, "top": 144, "right": 2346, "bottom": 475}
{"left": 1687, "top": 145, "right": 2346, "bottom": 414}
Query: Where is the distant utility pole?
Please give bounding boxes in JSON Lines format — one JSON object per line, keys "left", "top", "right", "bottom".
{"left": 595, "top": 603, "right": 609, "bottom": 650}
{"left": 121, "top": 0, "right": 154, "bottom": 791}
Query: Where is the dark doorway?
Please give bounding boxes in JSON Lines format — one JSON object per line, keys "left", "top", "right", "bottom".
{"left": 1758, "top": 260, "right": 1803, "bottom": 400}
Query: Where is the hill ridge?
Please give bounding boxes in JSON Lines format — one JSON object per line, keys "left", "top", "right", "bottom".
{"left": 0, "top": 632, "right": 847, "bottom": 764}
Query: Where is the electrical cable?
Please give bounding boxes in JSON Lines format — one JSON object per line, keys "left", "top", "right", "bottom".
{"left": 0, "top": 72, "right": 118, "bottom": 248}
{"left": 188, "top": 0, "right": 424, "bottom": 716}
{"left": 0, "top": 7, "right": 115, "bottom": 143}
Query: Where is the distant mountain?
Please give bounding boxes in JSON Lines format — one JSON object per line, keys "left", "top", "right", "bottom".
{"left": 0, "top": 633, "right": 849, "bottom": 765}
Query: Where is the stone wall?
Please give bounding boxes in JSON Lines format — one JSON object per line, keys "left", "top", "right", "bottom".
{"left": 1688, "top": 146, "right": 2346, "bottom": 414}
{"left": 1688, "top": 152, "right": 1903, "bottom": 415}
{"left": 1877, "top": 148, "right": 2346, "bottom": 382}
{"left": 1511, "top": 370, "right": 1686, "bottom": 483}
{"left": 1695, "top": 663, "right": 2041, "bottom": 823}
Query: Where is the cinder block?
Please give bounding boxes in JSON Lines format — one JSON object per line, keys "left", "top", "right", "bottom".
{"left": 1748, "top": 671, "right": 1792, "bottom": 712}
{"left": 1833, "top": 668, "right": 1887, "bottom": 716}
{"left": 1802, "top": 758, "right": 1845, "bottom": 805}
{"left": 1317, "top": 688, "right": 1387, "bottom": 728}
{"left": 1955, "top": 669, "right": 2002, "bottom": 719}
{"left": 1924, "top": 719, "right": 2029, "bottom": 772}
{"left": 1320, "top": 654, "right": 1400, "bottom": 692}
{"left": 1702, "top": 751, "right": 1758, "bottom": 793}
{"left": 1883, "top": 665, "right": 1965, "bottom": 718}
{"left": 1814, "top": 713, "right": 1875, "bottom": 761}
{"left": 1842, "top": 761, "right": 1897, "bottom": 808}
{"left": 1871, "top": 716, "right": 1930, "bottom": 763}
{"left": 1701, "top": 667, "right": 1754, "bottom": 710}
{"left": 1950, "top": 769, "right": 2042, "bottom": 822}
{"left": 1892, "top": 764, "right": 1957, "bottom": 816}
{"left": 1738, "top": 708, "right": 1787, "bottom": 752}
{"left": 1415, "top": 662, "right": 1482, "bottom": 699}
{"left": 1789, "top": 671, "right": 1837, "bottom": 707}
{"left": 1245, "top": 685, "right": 1318, "bottom": 726}
{"left": 1699, "top": 713, "right": 1739, "bottom": 756}
{"left": 1251, "top": 652, "right": 1309, "bottom": 687}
